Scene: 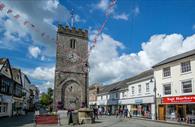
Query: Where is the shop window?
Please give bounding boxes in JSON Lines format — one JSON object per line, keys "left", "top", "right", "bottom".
{"left": 163, "top": 67, "right": 171, "bottom": 77}
{"left": 115, "top": 93, "right": 118, "bottom": 99}
{"left": 164, "top": 84, "right": 171, "bottom": 95}
{"left": 1, "top": 80, "right": 10, "bottom": 93}
{"left": 187, "top": 104, "right": 195, "bottom": 115}
{"left": 131, "top": 86, "right": 135, "bottom": 95}
{"left": 0, "top": 103, "right": 7, "bottom": 113}
{"left": 181, "top": 61, "right": 191, "bottom": 73}
{"left": 138, "top": 85, "right": 141, "bottom": 94}
{"left": 166, "top": 105, "right": 176, "bottom": 120}
{"left": 182, "top": 80, "right": 192, "bottom": 93}
{"left": 146, "top": 83, "right": 149, "bottom": 92}
{"left": 106, "top": 95, "right": 108, "bottom": 99}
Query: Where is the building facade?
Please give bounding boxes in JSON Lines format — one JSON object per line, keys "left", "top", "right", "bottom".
{"left": 97, "top": 81, "right": 123, "bottom": 115}
{"left": 0, "top": 58, "right": 32, "bottom": 117}
{"left": 29, "top": 85, "right": 40, "bottom": 111}
{"left": 88, "top": 84, "right": 100, "bottom": 108}
{"left": 127, "top": 70, "right": 155, "bottom": 120}
{"left": 54, "top": 25, "right": 88, "bottom": 110}
{"left": 11, "top": 68, "right": 23, "bottom": 116}
{"left": 0, "top": 58, "right": 14, "bottom": 117}
{"left": 96, "top": 70, "right": 155, "bottom": 118}
{"left": 21, "top": 72, "right": 31, "bottom": 111}
{"left": 153, "top": 49, "right": 195, "bottom": 123}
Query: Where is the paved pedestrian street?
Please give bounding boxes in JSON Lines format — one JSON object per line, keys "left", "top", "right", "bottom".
{"left": 0, "top": 113, "right": 189, "bottom": 127}
{"left": 72, "top": 116, "right": 189, "bottom": 127}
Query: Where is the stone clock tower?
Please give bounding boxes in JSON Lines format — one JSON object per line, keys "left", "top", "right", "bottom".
{"left": 54, "top": 25, "right": 88, "bottom": 110}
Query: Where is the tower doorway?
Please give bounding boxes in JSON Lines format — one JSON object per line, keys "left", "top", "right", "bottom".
{"left": 62, "top": 81, "right": 82, "bottom": 110}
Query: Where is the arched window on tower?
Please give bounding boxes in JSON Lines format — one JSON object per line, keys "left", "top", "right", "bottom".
{"left": 70, "top": 39, "right": 76, "bottom": 49}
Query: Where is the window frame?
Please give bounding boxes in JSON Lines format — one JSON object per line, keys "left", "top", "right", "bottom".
{"left": 163, "top": 84, "right": 171, "bottom": 95}
{"left": 146, "top": 83, "right": 150, "bottom": 93}
{"left": 138, "top": 85, "right": 142, "bottom": 94}
{"left": 181, "top": 80, "right": 192, "bottom": 93}
{"left": 181, "top": 61, "right": 191, "bottom": 73}
{"left": 131, "top": 86, "right": 135, "bottom": 95}
{"left": 163, "top": 67, "right": 171, "bottom": 77}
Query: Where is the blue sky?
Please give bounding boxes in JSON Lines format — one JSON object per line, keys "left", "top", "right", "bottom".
{"left": 0, "top": 0, "right": 195, "bottom": 92}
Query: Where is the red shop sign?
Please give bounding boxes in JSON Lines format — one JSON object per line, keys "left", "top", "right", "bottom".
{"left": 162, "top": 95, "right": 195, "bottom": 104}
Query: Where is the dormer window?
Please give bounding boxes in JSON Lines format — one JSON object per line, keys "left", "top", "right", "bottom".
{"left": 70, "top": 39, "right": 76, "bottom": 49}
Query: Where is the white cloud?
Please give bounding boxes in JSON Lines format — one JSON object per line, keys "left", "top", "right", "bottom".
{"left": 113, "top": 13, "right": 129, "bottom": 21}
{"left": 94, "top": 0, "right": 128, "bottom": 21}
{"left": 0, "top": 0, "right": 70, "bottom": 56}
{"left": 38, "top": 81, "right": 54, "bottom": 93}
{"left": 74, "top": 15, "right": 86, "bottom": 23}
{"left": 28, "top": 46, "right": 41, "bottom": 58}
{"left": 25, "top": 66, "right": 55, "bottom": 81}
{"left": 97, "top": 0, "right": 110, "bottom": 11}
{"left": 24, "top": 66, "right": 55, "bottom": 93}
{"left": 89, "top": 33, "right": 195, "bottom": 85}
{"left": 44, "top": 0, "right": 59, "bottom": 12}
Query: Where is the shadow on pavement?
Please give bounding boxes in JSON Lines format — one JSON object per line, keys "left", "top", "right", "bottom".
{"left": 0, "top": 112, "right": 34, "bottom": 127}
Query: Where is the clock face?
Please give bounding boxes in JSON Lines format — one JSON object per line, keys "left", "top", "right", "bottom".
{"left": 66, "top": 51, "right": 78, "bottom": 63}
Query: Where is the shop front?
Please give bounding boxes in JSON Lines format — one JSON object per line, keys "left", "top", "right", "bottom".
{"left": 159, "top": 95, "right": 195, "bottom": 124}
{"left": 13, "top": 96, "right": 23, "bottom": 116}
{"left": 0, "top": 94, "right": 13, "bottom": 117}
{"left": 107, "top": 99, "right": 118, "bottom": 115}
{"left": 130, "top": 96, "right": 155, "bottom": 119}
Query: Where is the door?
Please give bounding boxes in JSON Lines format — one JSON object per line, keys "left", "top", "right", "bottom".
{"left": 159, "top": 105, "right": 165, "bottom": 120}
{"left": 177, "top": 105, "right": 186, "bottom": 122}
{"left": 63, "top": 82, "right": 82, "bottom": 110}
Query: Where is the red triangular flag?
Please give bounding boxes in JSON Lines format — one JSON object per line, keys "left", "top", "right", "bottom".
{"left": 7, "top": 9, "right": 12, "bottom": 13}
{"left": 14, "top": 14, "right": 20, "bottom": 19}
{"left": 24, "top": 21, "right": 29, "bottom": 25}
{"left": 0, "top": 3, "right": 5, "bottom": 11}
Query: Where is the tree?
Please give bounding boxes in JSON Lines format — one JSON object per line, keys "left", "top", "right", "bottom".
{"left": 40, "top": 88, "right": 53, "bottom": 107}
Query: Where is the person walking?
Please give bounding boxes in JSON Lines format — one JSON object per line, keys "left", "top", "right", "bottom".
{"left": 124, "top": 108, "right": 128, "bottom": 118}
{"left": 129, "top": 110, "right": 132, "bottom": 120}
{"left": 116, "top": 109, "right": 119, "bottom": 118}
{"left": 119, "top": 108, "right": 123, "bottom": 118}
{"left": 93, "top": 107, "right": 99, "bottom": 120}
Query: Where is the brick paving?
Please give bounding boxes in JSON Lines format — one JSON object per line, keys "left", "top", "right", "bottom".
{"left": 0, "top": 113, "right": 191, "bottom": 127}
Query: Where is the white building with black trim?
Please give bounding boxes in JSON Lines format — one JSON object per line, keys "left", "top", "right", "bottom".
{"left": 153, "top": 49, "right": 195, "bottom": 124}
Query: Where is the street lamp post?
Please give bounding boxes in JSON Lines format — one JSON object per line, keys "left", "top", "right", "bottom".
{"left": 154, "top": 78, "right": 157, "bottom": 120}
{"left": 150, "top": 77, "right": 157, "bottom": 120}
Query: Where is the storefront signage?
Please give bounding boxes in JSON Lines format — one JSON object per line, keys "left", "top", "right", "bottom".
{"left": 107, "top": 99, "right": 118, "bottom": 105}
{"left": 162, "top": 95, "right": 195, "bottom": 104}
{"left": 135, "top": 99, "right": 143, "bottom": 104}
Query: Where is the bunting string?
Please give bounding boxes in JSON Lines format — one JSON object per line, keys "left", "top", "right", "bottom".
{"left": 0, "top": 1, "right": 55, "bottom": 42}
